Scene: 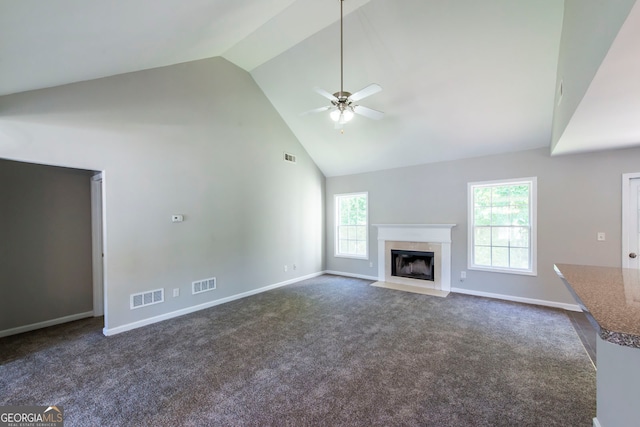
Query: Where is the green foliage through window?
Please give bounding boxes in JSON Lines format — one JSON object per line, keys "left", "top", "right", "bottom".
{"left": 469, "top": 179, "right": 536, "bottom": 274}
{"left": 335, "top": 193, "right": 368, "bottom": 258}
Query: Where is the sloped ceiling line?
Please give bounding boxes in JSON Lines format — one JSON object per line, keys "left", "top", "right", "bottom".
{"left": 0, "top": 0, "right": 638, "bottom": 177}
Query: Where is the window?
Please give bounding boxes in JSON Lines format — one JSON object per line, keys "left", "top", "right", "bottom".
{"left": 335, "top": 192, "right": 368, "bottom": 259}
{"left": 468, "top": 177, "right": 537, "bottom": 275}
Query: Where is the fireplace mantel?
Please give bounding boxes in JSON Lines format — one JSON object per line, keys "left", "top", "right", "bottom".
{"left": 373, "top": 224, "right": 456, "bottom": 243}
{"left": 373, "top": 224, "right": 456, "bottom": 292}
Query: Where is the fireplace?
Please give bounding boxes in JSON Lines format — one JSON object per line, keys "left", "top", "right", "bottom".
{"left": 391, "top": 250, "right": 434, "bottom": 281}
{"left": 373, "top": 224, "right": 456, "bottom": 292}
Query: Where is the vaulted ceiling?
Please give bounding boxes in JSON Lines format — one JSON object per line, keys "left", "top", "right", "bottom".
{"left": 1, "top": 0, "right": 638, "bottom": 176}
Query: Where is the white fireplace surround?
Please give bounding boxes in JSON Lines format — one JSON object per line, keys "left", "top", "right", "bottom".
{"left": 374, "top": 224, "right": 456, "bottom": 292}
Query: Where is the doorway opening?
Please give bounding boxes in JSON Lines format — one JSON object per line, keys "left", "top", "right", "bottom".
{"left": 622, "top": 173, "right": 640, "bottom": 269}
{"left": 0, "top": 158, "right": 105, "bottom": 337}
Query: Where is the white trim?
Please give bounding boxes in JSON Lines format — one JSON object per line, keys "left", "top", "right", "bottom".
{"left": 373, "top": 223, "right": 456, "bottom": 243}
{"left": 324, "top": 270, "right": 378, "bottom": 281}
{"left": 0, "top": 311, "right": 94, "bottom": 338}
{"left": 451, "top": 287, "right": 581, "bottom": 312}
{"left": 621, "top": 172, "right": 640, "bottom": 268}
{"left": 467, "top": 177, "right": 538, "bottom": 276}
{"left": 103, "top": 272, "right": 324, "bottom": 336}
{"left": 99, "top": 171, "right": 110, "bottom": 331}
{"left": 91, "top": 172, "right": 104, "bottom": 317}
{"left": 334, "top": 192, "right": 369, "bottom": 259}
{"left": 322, "top": 271, "right": 581, "bottom": 312}
{"left": 333, "top": 254, "right": 368, "bottom": 260}
{"left": 100, "top": 271, "right": 584, "bottom": 337}
{"left": 593, "top": 417, "right": 602, "bottom": 427}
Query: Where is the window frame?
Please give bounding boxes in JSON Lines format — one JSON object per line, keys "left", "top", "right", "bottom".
{"left": 334, "top": 192, "right": 369, "bottom": 260}
{"left": 467, "top": 177, "right": 537, "bottom": 276}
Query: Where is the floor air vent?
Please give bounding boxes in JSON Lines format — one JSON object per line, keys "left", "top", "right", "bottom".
{"left": 284, "top": 152, "right": 296, "bottom": 164}
{"left": 130, "top": 288, "right": 164, "bottom": 309}
{"left": 192, "top": 277, "right": 216, "bottom": 294}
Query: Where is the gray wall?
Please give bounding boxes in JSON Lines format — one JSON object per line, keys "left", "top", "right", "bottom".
{"left": 0, "top": 159, "right": 94, "bottom": 330}
{"left": 326, "top": 147, "right": 640, "bottom": 306}
{"left": 0, "top": 57, "right": 326, "bottom": 333}
{"left": 551, "top": 0, "right": 636, "bottom": 149}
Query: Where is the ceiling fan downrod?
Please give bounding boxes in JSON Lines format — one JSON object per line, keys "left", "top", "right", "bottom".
{"left": 340, "top": 0, "right": 344, "bottom": 96}
{"left": 299, "top": 0, "right": 384, "bottom": 125}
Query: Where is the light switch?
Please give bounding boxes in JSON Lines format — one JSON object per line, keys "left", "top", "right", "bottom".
{"left": 171, "top": 215, "right": 184, "bottom": 223}
{"left": 597, "top": 232, "right": 605, "bottom": 241}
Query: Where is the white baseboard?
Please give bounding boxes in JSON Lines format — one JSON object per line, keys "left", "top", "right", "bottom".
{"left": 325, "top": 274, "right": 580, "bottom": 312}
{"left": 450, "top": 287, "right": 582, "bottom": 312}
{"left": 593, "top": 417, "right": 602, "bottom": 427}
{"left": 102, "top": 273, "right": 580, "bottom": 336}
{"left": 324, "top": 270, "right": 378, "bottom": 281}
{"left": 103, "top": 272, "right": 325, "bottom": 336}
{"left": 0, "top": 311, "right": 94, "bottom": 338}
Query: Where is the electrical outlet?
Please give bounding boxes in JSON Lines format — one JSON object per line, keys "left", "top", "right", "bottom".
{"left": 173, "top": 288, "right": 179, "bottom": 297}
{"left": 284, "top": 265, "right": 288, "bottom": 272}
{"left": 460, "top": 271, "right": 466, "bottom": 280}
{"left": 369, "top": 262, "right": 373, "bottom": 268}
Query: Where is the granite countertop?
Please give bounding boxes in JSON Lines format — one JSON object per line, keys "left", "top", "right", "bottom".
{"left": 554, "top": 263, "right": 640, "bottom": 348}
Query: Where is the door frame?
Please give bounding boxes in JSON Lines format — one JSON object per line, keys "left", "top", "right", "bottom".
{"left": 621, "top": 172, "right": 640, "bottom": 268}
{"left": 91, "top": 172, "right": 105, "bottom": 317}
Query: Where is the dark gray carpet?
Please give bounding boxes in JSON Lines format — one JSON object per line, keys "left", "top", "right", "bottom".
{"left": 0, "top": 275, "right": 596, "bottom": 426}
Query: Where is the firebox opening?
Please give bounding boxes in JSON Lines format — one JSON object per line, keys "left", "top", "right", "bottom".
{"left": 391, "top": 250, "right": 435, "bottom": 281}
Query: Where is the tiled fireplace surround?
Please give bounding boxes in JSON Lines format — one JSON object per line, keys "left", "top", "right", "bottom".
{"left": 374, "top": 224, "right": 456, "bottom": 292}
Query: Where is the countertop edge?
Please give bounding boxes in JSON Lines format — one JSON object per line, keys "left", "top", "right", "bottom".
{"left": 599, "top": 328, "right": 640, "bottom": 348}
{"left": 554, "top": 263, "right": 640, "bottom": 349}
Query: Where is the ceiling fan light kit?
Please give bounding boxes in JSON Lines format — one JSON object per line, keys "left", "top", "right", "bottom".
{"left": 301, "top": 0, "right": 384, "bottom": 128}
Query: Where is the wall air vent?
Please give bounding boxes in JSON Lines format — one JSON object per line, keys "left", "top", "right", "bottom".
{"left": 130, "top": 288, "right": 164, "bottom": 309}
{"left": 192, "top": 277, "right": 216, "bottom": 295}
{"left": 284, "top": 152, "right": 297, "bottom": 164}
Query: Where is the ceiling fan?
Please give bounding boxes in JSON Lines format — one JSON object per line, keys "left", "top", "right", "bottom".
{"left": 301, "top": 0, "right": 384, "bottom": 127}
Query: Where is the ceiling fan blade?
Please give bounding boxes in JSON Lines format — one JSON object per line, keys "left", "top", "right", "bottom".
{"left": 349, "top": 83, "right": 382, "bottom": 102}
{"left": 353, "top": 105, "right": 385, "bottom": 120}
{"left": 300, "top": 105, "right": 331, "bottom": 116}
{"left": 314, "top": 87, "right": 338, "bottom": 102}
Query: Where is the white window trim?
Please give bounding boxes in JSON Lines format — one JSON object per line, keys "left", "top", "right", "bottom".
{"left": 467, "top": 177, "right": 537, "bottom": 276}
{"left": 334, "top": 191, "right": 369, "bottom": 260}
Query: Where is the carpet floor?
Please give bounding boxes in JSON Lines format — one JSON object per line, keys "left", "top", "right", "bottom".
{"left": 0, "top": 275, "right": 596, "bottom": 426}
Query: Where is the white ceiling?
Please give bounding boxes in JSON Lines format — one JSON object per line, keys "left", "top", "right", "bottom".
{"left": 551, "top": 2, "right": 640, "bottom": 156}
{"left": 0, "top": 0, "right": 637, "bottom": 177}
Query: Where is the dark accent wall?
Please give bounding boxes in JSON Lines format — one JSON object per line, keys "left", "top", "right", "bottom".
{"left": 0, "top": 159, "right": 94, "bottom": 331}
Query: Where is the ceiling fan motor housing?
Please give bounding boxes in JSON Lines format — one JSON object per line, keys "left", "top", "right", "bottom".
{"left": 333, "top": 91, "right": 352, "bottom": 100}
{"left": 332, "top": 91, "right": 353, "bottom": 111}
